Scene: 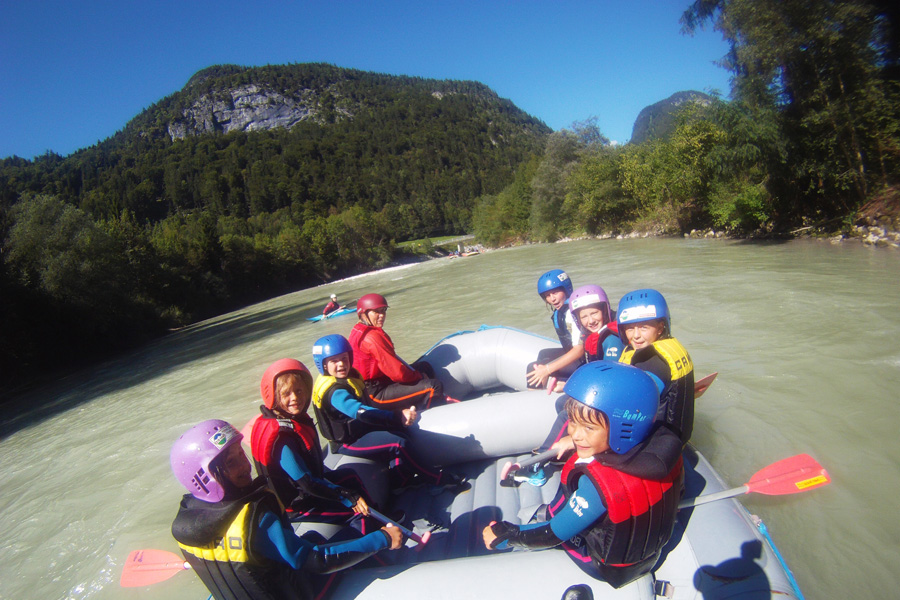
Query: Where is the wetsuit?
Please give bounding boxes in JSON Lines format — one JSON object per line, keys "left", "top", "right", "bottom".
{"left": 620, "top": 337, "right": 694, "bottom": 444}
{"left": 312, "top": 371, "right": 443, "bottom": 487}
{"left": 349, "top": 322, "right": 445, "bottom": 410}
{"left": 528, "top": 302, "right": 584, "bottom": 388}
{"left": 172, "top": 479, "right": 390, "bottom": 600}
{"left": 250, "top": 406, "right": 367, "bottom": 524}
{"left": 583, "top": 322, "right": 625, "bottom": 363}
{"left": 488, "top": 426, "right": 683, "bottom": 589}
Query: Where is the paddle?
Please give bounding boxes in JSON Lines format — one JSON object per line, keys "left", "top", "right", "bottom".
{"left": 120, "top": 549, "right": 190, "bottom": 587}
{"left": 367, "top": 507, "right": 431, "bottom": 546}
{"left": 694, "top": 372, "right": 718, "bottom": 398}
{"left": 679, "top": 453, "right": 831, "bottom": 509}
{"left": 240, "top": 414, "right": 259, "bottom": 441}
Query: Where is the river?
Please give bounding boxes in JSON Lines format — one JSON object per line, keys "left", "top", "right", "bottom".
{"left": 0, "top": 238, "right": 897, "bottom": 599}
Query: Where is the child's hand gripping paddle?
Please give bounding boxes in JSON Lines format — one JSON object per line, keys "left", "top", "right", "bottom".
{"left": 679, "top": 453, "right": 831, "bottom": 509}
{"left": 499, "top": 449, "right": 559, "bottom": 486}
{"left": 367, "top": 507, "right": 431, "bottom": 547}
{"left": 120, "top": 549, "right": 191, "bottom": 587}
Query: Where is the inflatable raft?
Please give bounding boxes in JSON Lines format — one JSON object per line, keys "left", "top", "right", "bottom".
{"left": 316, "top": 326, "right": 803, "bottom": 600}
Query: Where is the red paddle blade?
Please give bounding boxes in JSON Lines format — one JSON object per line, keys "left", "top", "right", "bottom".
{"left": 694, "top": 372, "right": 718, "bottom": 398}
{"left": 745, "top": 454, "right": 831, "bottom": 496}
{"left": 120, "top": 549, "right": 189, "bottom": 587}
{"left": 240, "top": 415, "right": 260, "bottom": 442}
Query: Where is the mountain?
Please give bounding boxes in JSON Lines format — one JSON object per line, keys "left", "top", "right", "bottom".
{"left": 630, "top": 90, "right": 715, "bottom": 145}
{"left": 2, "top": 63, "right": 551, "bottom": 236}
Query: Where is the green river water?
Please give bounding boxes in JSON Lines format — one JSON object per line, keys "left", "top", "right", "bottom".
{"left": 0, "top": 237, "right": 898, "bottom": 599}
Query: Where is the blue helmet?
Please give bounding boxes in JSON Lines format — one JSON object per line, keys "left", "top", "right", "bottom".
{"left": 616, "top": 288, "right": 671, "bottom": 334}
{"left": 312, "top": 334, "right": 353, "bottom": 375}
{"left": 563, "top": 362, "right": 659, "bottom": 454}
{"left": 537, "top": 269, "right": 573, "bottom": 297}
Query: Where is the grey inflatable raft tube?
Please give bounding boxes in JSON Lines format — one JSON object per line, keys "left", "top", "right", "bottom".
{"left": 323, "top": 326, "right": 803, "bottom": 600}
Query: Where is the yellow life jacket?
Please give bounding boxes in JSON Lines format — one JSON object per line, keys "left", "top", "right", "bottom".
{"left": 620, "top": 337, "right": 694, "bottom": 444}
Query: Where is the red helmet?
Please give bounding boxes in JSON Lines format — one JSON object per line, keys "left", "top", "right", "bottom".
{"left": 260, "top": 358, "right": 313, "bottom": 409}
{"left": 357, "top": 293, "right": 388, "bottom": 315}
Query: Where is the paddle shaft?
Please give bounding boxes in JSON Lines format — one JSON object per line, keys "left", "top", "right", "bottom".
{"left": 679, "top": 484, "right": 749, "bottom": 508}
{"left": 367, "top": 507, "right": 429, "bottom": 545}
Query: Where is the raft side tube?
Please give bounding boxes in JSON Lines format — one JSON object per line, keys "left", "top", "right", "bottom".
{"left": 419, "top": 325, "right": 560, "bottom": 398}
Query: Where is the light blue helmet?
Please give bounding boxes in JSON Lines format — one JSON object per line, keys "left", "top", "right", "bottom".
{"left": 537, "top": 269, "right": 573, "bottom": 297}
{"left": 616, "top": 289, "right": 671, "bottom": 334}
{"left": 563, "top": 362, "right": 659, "bottom": 454}
{"left": 312, "top": 334, "right": 353, "bottom": 375}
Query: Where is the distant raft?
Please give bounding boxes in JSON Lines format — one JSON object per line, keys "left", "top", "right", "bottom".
{"left": 310, "top": 325, "right": 804, "bottom": 600}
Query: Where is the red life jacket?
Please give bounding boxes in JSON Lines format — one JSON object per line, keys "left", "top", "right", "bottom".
{"left": 561, "top": 454, "right": 683, "bottom": 587}
{"left": 250, "top": 410, "right": 323, "bottom": 507}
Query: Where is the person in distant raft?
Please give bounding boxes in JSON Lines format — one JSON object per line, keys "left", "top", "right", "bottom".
{"left": 527, "top": 269, "right": 585, "bottom": 391}
{"left": 170, "top": 419, "right": 402, "bottom": 600}
{"left": 616, "top": 288, "right": 695, "bottom": 445}
{"left": 349, "top": 293, "right": 454, "bottom": 410}
{"left": 311, "top": 334, "right": 467, "bottom": 493}
{"left": 250, "top": 359, "right": 377, "bottom": 526}
{"left": 323, "top": 294, "right": 342, "bottom": 316}
{"left": 483, "top": 362, "right": 683, "bottom": 589}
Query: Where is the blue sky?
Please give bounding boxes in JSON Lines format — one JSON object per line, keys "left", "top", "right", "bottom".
{"left": 0, "top": 1, "right": 731, "bottom": 160}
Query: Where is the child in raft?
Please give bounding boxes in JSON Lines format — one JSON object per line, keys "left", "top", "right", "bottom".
{"left": 349, "top": 293, "right": 453, "bottom": 410}
{"left": 526, "top": 269, "right": 585, "bottom": 391}
{"left": 250, "top": 358, "right": 376, "bottom": 525}
{"left": 570, "top": 284, "right": 625, "bottom": 364}
{"left": 483, "top": 362, "right": 683, "bottom": 589}
{"left": 616, "top": 288, "right": 695, "bottom": 445}
{"left": 171, "top": 419, "right": 402, "bottom": 600}
{"left": 536, "top": 284, "right": 627, "bottom": 452}
{"left": 311, "top": 334, "right": 467, "bottom": 492}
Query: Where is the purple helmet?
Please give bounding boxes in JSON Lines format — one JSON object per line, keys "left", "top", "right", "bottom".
{"left": 569, "top": 284, "right": 611, "bottom": 324}
{"left": 171, "top": 419, "right": 243, "bottom": 502}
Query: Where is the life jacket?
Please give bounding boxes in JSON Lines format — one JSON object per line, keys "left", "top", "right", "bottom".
{"left": 561, "top": 455, "right": 683, "bottom": 588}
{"left": 172, "top": 483, "right": 312, "bottom": 600}
{"left": 250, "top": 408, "right": 324, "bottom": 507}
{"left": 349, "top": 323, "right": 388, "bottom": 383}
{"left": 584, "top": 322, "right": 623, "bottom": 363}
{"left": 552, "top": 303, "right": 574, "bottom": 350}
{"left": 311, "top": 371, "right": 372, "bottom": 444}
{"left": 620, "top": 337, "right": 695, "bottom": 444}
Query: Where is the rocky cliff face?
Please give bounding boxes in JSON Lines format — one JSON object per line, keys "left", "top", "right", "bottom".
{"left": 630, "top": 91, "right": 714, "bottom": 145}
{"left": 166, "top": 84, "right": 348, "bottom": 141}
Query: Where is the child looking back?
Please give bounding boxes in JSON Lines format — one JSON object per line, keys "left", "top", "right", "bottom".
{"left": 170, "top": 419, "right": 401, "bottom": 600}
{"left": 569, "top": 284, "right": 624, "bottom": 364}
{"left": 483, "top": 362, "right": 683, "bottom": 589}
{"left": 250, "top": 359, "right": 372, "bottom": 524}
{"left": 616, "top": 288, "right": 695, "bottom": 445}
{"left": 527, "top": 269, "right": 585, "bottom": 389}
{"left": 311, "top": 334, "right": 467, "bottom": 493}
{"left": 349, "top": 293, "right": 452, "bottom": 410}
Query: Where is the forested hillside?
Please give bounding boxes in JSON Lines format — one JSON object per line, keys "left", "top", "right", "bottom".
{"left": 0, "top": 63, "right": 550, "bottom": 390}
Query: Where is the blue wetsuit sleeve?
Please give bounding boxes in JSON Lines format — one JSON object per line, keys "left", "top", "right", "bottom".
{"left": 516, "top": 477, "right": 606, "bottom": 541}
{"left": 279, "top": 445, "right": 341, "bottom": 492}
{"left": 254, "top": 508, "right": 314, "bottom": 568}
{"left": 331, "top": 388, "right": 394, "bottom": 422}
{"left": 545, "top": 477, "right": 607, "bottom": 541}
{"left": 254, "top": 509, "right": 389, "bottom": 571}
{"left": 602, "top": 335, "right": 626, "bottom": 361}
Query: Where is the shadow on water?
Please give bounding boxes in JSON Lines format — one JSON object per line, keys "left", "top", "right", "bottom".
{"left": 0, "top": 299, "right": 319, "bottom": 439}
{"left": 0, "top": 278, "right": 428, "bottom": 439}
